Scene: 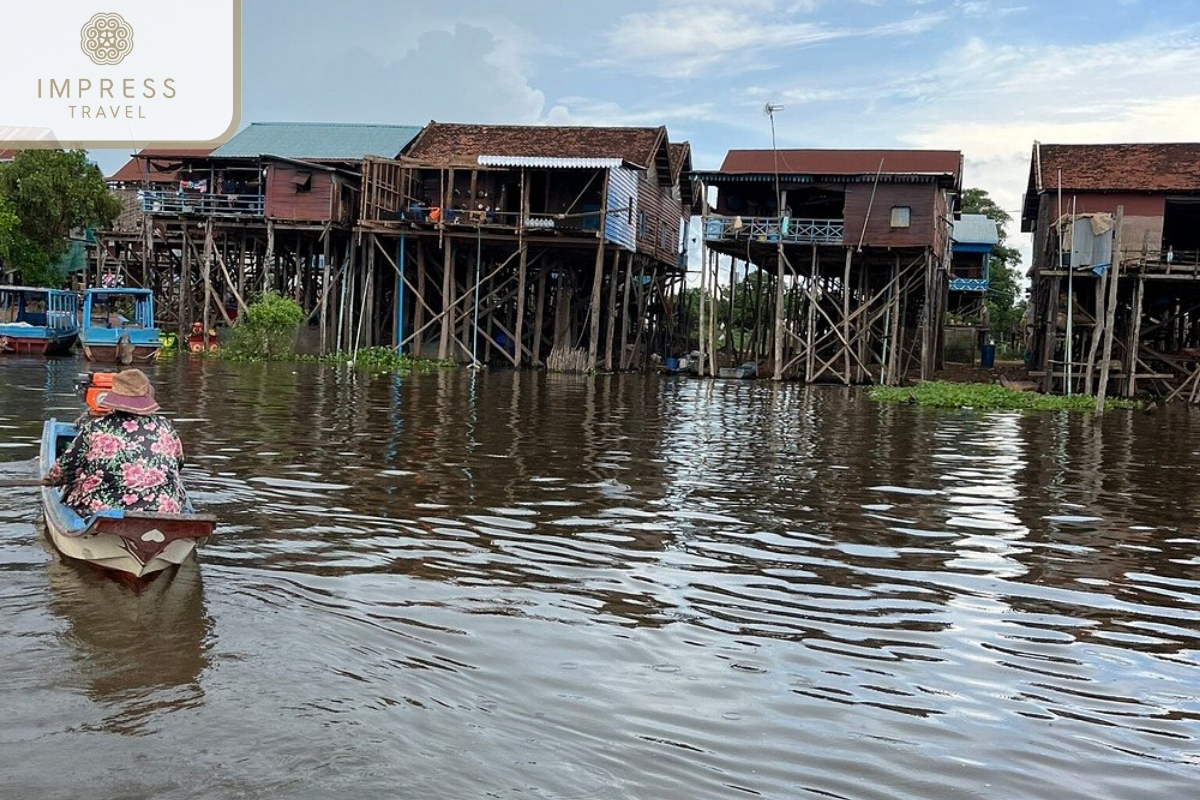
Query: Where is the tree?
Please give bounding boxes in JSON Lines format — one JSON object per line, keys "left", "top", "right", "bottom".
{"left": 961, "top": 187, "right": 1025, "bottom": 341}
{"left": 0, "top": 149, "right": 121, "bottom": 286}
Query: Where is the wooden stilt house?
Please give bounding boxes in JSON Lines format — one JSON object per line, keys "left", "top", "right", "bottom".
{"left": 695, "top": 149, "right": 961, "bottom": 383}
{"left": 358, "top": 122, "right": 695, "bottom": 369}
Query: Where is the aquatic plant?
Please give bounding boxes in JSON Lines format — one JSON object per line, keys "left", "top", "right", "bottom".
{"left": 868, "top": 381, "right": 1141, "bottom": 411}
{"left": 314, "top": 346, "right": 457, "bottom": 374}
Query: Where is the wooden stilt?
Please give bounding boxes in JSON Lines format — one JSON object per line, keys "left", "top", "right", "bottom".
{"left": 1096, "top": 206, "right": 1124, "bottom": 413}
{"left": 620, "top": 251, "right": 634, "bottom": 370}
{"left": 533, "top": 265, "right": 546, "bottom": 366}
{"left": 439, "top": 239, "right": 454, "bottom": 360}
{"left": 843, "top": 248, "right": 853, "bottom": 385}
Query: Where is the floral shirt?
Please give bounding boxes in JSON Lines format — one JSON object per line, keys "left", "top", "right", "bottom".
{"left": 46, "top": 412, "right": 188, "bottom": 516}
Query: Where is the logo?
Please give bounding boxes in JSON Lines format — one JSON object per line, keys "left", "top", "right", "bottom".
{"left": 80, "top": 12, "right": 134, "bottom": 66}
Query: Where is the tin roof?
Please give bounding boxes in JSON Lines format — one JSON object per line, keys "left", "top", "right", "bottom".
{"left": 107, "top": 148, "right": 216, "bottom": 183}
{"left": 211, "top": 122, "right": 423, "bottom": 161}
{"left": 0, "top": 148, "right": 17, "bottom": 161}
{"left": 952, "top": 214, "right": 999, "bottom": 246}
{"left": 477, "top": 155, "right": 629, "bottom": 169}
{"left": 404, "top": 123, "right": 669, "bottom": 169}
{"left": 717, "top": 148, "right": 963, "bottom": 178}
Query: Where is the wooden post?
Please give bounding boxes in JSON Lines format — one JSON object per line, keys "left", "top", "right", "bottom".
{"left": 1125, "top": 272, "right": 1145, "bottom": 398}
{"left": 439, "top": 239, "right": 454, "bottom": 360}
{"left": 619, "top": 251, "right": 634, "bottom": 370}
{"left": 319, "top": 232, "right": 332, "bottom": 355}
{"left": 179, "top": 226, "right": 191, "bottom": 335}
{"left": 201, "top": 219, "right": 214, "bottom": 349}
{"left": 413, "top": 239, "right": 426, "bottom": 359}
{"left": 264, "top": 219, "right": 275, "bottom": 294}
{"left": 1095, "top": 206, "right": 1124, "bottom": 413}
{"left": 843, "top": 248, "right": 853, "bottom": 384}
{"left": 773, "top": 249, "right": 787, "bottom": 381}
{"left": 588, "top": 241, "right": 606, "bottom": 368}
{"left": 805, "top": 245, "right": 818, "bottom": 383}
{"left": 604, "top": 248, "right": 620, "bottom": 371}
{"left": 532, "top": 265, "right": 547, "bottom": 366}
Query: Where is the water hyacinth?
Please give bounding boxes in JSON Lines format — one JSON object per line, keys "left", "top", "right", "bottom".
{"left": 868, "top": 381, "right": 1141, "bottom": 411}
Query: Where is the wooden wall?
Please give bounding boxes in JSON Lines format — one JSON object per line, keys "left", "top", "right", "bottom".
{"left": 844, "top": 182, "right": 939, "bottom": 249}
{"left": 266, "top": 164, "right": 334, "bottom": 222}
{"left": 636, "top": 178, "right": 682, "bottom": 265}
{"left": 1032, "top": 191, "right": 1167, "bottom": 270}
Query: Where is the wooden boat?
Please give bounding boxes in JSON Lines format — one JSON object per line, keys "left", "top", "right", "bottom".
{"left": 0, "top": 285, "right": 80, "bottom": 356}
{"left": 38, "top": 418, "right": 216, "bottom": 579}
{"left": 79, "top": 287, "right": 162, "bottom": 363}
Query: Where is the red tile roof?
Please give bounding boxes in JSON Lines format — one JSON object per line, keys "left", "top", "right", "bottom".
{"left": 719, "top": 148, "right": 962, "bottom": 177}
{"left": 1029, "top": 142, "right": 1200, "bottom": 193}
{"left": 404, "top": 123, "right": 669, "bottom": 168}
{"left": 0, "top": 148, "right": 18, "bottom": 161}
{"left": 107, "top": 147, "right": 215, "bottom": 183}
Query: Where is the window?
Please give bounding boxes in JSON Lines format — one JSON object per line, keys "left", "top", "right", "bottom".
{"left": 890, "top": 206, "right": 911, "bottom": 228}
{"left": 638, "top": 210, "right": 648, "bottom": 238}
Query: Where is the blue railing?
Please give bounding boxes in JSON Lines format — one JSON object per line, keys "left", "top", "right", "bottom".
{"left": 703, "top": 215, "right": 844, "bottom": 246}
{"left": 140, "top": 191, "right": 265, "bottom": 217}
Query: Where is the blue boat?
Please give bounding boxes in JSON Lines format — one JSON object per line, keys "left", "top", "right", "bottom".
{"left": 79, "top": 287, "right": 162, "bottom": 364}
{"left": 0, "top": 285, "right": 80, "bottom": 356}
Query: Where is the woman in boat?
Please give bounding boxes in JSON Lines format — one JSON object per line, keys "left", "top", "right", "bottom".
{"left": 44, "top": 369, "right": 188, "bottom": 516}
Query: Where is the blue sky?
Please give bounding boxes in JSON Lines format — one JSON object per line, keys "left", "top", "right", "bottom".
{"left": 90, "top": 0, "right": 1200, "bottom": 264}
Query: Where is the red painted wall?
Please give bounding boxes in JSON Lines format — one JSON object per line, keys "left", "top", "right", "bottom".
{"left": 265, "top": 165, "right": 334, "bottom": 222}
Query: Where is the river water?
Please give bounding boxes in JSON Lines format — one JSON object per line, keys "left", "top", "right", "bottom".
{"left": 1, "top": 356, "right": 1197, "bottom": 799}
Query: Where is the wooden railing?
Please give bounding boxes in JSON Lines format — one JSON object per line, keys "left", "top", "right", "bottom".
{"left": 702, "top": 215, "right": 843, "bottom": 245}
{"left": 141, "top": 191, "right": 264, "bottom": 217}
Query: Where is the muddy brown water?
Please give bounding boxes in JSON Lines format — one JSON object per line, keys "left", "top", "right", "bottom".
{"left": 1, "top": 356, "right": 1197, "bottom": 799}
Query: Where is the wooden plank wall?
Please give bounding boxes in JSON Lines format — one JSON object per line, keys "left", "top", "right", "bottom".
{"left": 265, "top": 165, "right": 333, "bottom": 222}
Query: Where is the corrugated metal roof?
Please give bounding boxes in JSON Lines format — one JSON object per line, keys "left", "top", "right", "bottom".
{"left": 478, "top": 155, "right": 627, "bottom": 169}
{"left": 211, "top": 122, "right": 423, "bottom": 161}
{"left": 719, "top": 148, "right": 962, "bottom": 178}
{"left": 0, "top": 148, "right": 18, "bottom": 161}
{"left": 406, "top": 123, "right": 667, "bottom": 167}
{"left": 952, "top": 214, "right": 999, "bottom": 245}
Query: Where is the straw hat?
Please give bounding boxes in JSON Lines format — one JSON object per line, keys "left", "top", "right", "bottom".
{"left": 95, "top": 368, "right": 160, "bottom": 415}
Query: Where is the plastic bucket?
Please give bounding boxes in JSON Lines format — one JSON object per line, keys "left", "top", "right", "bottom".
{"left": 980, "top": 343, "right": 996, "bottom": 369}
{"left": 664, "top": 357, "right": 680, "bottom": 370}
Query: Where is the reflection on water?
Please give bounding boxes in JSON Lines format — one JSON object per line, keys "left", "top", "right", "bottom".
{"left": 43, "top": 554, "right": 211, "bottom": 735}
{"left": 0, "top": 356, "right": 1198, "bottom": 799}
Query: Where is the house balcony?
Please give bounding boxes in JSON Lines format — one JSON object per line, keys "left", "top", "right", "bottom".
{"left": 949, "top": 277, "right": 989, "bottom": 292}
{"left": 703, "top": 215, "right": 844, "bottom": 246}
{"left": 140, "top": 190, "right": 264, "bottom": 218}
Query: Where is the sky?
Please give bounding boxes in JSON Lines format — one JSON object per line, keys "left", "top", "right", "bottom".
{"left": 88, "top": 0, "right": 1200, "bottom": 270}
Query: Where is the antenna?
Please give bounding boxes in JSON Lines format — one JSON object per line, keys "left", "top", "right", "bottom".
{"left": 764, "top": 103, "right": 785, "bottom": 220}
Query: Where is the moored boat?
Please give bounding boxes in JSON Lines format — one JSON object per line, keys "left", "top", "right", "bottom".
{"left": 0, "top": 285, "right": 80, "bottom": 356}
{"left": 79, "top": 287, "right": 162, "bottom": 363}
{"left": 38, "top": 418, "right": 216, "bottom": 579}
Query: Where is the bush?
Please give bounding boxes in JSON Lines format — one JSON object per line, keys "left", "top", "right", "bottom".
{"left": 220, "top": 291, "right": 303, "bottom": 361}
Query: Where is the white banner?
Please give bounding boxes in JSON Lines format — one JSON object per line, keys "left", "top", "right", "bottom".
{"left": 0, "top": 0, "right": 240, "bottom": 147}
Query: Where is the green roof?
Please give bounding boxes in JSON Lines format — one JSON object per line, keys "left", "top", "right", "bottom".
{"left": 211, "top": 122, "right": 423, "bottom": 161}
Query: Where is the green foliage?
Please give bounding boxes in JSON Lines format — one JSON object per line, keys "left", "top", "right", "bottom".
{"left": 869, "top": 381, "right": 1140, "bottom": 412}
{"left": 219, "top": 291, "right": 304, "bottom": 361}
{"left": 0, "top": 149, "right": 121, "bottom": 285}
{"left": 0, "top": 195, "right": 17, "bottom": 266}
{"left": 961, "top": 188, "right": 1026, "bottom": 339}
{"left": 314, "top": 346, "right": 457, "bottom": 374}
